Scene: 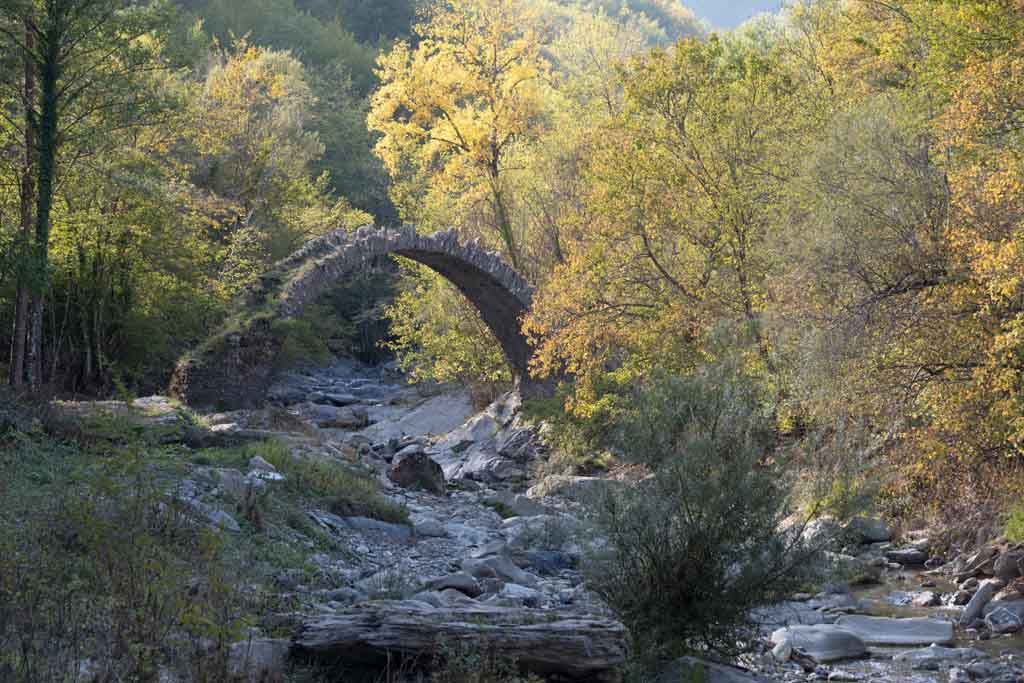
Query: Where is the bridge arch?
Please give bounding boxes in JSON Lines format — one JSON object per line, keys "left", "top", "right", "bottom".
{"left": 170, "top": 225, "right": 544, "bottom": 409}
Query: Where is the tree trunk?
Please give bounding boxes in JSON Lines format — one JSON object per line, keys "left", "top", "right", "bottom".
{"left": 10, "top": 21, "right": 35, "bottom": 388}
{"left": 26, "top": 9, "right": 64, "bottom": 392}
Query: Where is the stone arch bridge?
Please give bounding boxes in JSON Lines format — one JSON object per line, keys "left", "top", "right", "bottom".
{"left": 170, "top": 225, "right": 545, "bottom": 409}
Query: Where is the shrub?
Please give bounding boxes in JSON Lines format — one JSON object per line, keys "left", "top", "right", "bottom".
{"left": 254, "top": 441, "right": 409, "bottom": 524}
{"left": 0, "top": 432, "right": 249, "bottom": 681}
{"left": 584, "top": 367, "right": 820, "bottom": 660}
{"left": 1006, "top": 503, "right": 1024, "bottom": 543}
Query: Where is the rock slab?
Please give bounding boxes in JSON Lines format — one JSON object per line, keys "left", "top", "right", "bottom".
{"left": 292, "top": 601, "right": 627, "bottom": 681}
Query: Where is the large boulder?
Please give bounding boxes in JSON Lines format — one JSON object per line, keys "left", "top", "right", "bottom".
{"left": 960, "top": 579, "right": 999, "bottom": 625}
{"left": 292, "top": 601, "right": 627, "bottom": 682}
{"left": 834, "top": 615, "right": 954, "bottom": 646}
{"left": 770, "top": 625, "right": 867, "bottom": 662}
{"left": 387, "top": 452, "right": 445, "bottom": 495}
{"left": 847, "top": 516, "right": 893, "bottom": 544}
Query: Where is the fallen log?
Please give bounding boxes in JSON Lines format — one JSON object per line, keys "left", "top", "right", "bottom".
{"left": 292, "top": 600, "right": 628, "bottom": 681}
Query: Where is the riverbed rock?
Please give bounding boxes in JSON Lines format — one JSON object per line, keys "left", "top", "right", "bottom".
{"left": 961, "top": 579, "right": 1000, "bottom": 625}
{"left": 292, "top": 601, "right": 628, "bottom": 681}
{"left": 227, "top": 639, "right": 290, "bottom": 682}
{"left": 885, "top": 547, "right": 929, "bottom": 565}
{"left": 994, "top": 550, "right": 1024, "bottom": 581}
{"left": 297, "top": 403, "right": 369, "bottom": 429}
{"left": 770, "top": 625, "right": 867, "bottom": 662}
{"left": 387, "top": 452, "right": 445, "bottom": 495}
{"left": 656, "top": 657, "right": 775, "bottom": 682}
{"left": 985, "top": 605, "right": 1024, "bottom": 634}
{"left": 893, "top": 645, "right": 987, "bottom": 671}
{"left": 834, "top": 615, "right": 954, "bottom": 646}
{"left": 847, "top": 517, "right": 893, "bottom": 544}
{"left": 426, "top": 572, "right": 482, "bottom": 598}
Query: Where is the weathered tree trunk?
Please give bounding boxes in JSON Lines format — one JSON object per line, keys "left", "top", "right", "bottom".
{"left": 292, "top": 601, "right": 627, "bottom": 681}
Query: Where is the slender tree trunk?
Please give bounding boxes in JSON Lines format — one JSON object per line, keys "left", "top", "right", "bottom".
{"left": 487, "top": 163, "right": 518, "bottom": 269}
{"left": 27, "top": 13, "right": 64, "bottom": 392}
{"left": 10, "top": 21, "right": 35, "bottom": 388}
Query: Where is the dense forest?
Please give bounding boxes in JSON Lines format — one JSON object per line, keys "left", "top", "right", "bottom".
{"left": 3, "top": 0, "right": 1024, "bottom": 681}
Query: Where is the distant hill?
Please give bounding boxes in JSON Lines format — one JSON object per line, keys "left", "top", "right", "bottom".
{"left": 685, "top": 0, "right": 783, "bottom": 28}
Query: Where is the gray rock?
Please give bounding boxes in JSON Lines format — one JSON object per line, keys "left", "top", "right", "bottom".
{"left": 462, "top": 555, "right": 539, "bottom": 587}
{"left": 298, "top": 403, "right": 369, "bottom": 429}
{"left": 847, "top": 516, "right": 893, "bottom": 543}
{"left": 248, "top": 455, "right": 277, "bottom": 472}
{"left": 307, "top": 510, "right": 412, "bottom": 544}
{"left": 770, "top": 625, "right": 867, "bottom": 662}
{"left": 520, "top": 550, "right": 576, "bottom": 576}
{"left": 427, "top": 573, "right": 483, "bottom": 598}
{"left": 293, "top": 601, "right": 627, "bottom": 682}
{"left": 414, "top": 519, "right": 447, "bottom": 538}
{"left": 994, "top": 551, "right": 1024, "bottom": 580}
{"left": 311, "top": 392, "right": 361, "bottom": 407}
{"left": 885, "top": 548, "right": 928, "bottom": 565}
{"left": 387, "top": 452, "right": 445, "bottom": 495}
{"left": 498, "top": 583, "right": 544, "bottom": 607}
{"left": 961, "top": 580, "right": 1000, "bottom": 625}
{"left": 657, "top": 657, "right": 773, "bottom": 683}
{"left": 893, "top": 645, "right": 987, "bottom": 671}
{"left": 985, "top": 606, "right": 1023, "bottom": 634}
{"left": 485, "top": 491, "right": 549, "bottom": 518}
{"left": 834, "top": 615, "right": 954, "bottom": 646}
{"left": 182, "top": 498, "right": 241, "bottom": 533}
{"left": 227, "top": 639, "right": 290, "bottom": 682}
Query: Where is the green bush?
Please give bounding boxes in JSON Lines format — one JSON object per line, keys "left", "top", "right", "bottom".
{"left": 1006, "top": 503, "right": 1024, "bottom": 543}
{"left": 584, "top": 367, "right": 820, "bottom": 661}
{"left": 0, "top": 432, "right": 249, "bottom": 681}
{"left": 271, "top": 317, "right": 332, "bottom": 367}
{"left": 254, "top": 440, "right": 409, "bottom": 524}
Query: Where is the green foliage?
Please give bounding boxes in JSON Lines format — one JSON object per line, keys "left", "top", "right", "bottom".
{"left": 271, "top": 318, "right": 332, "bottom": 367}
{"left": 585, "top": 367, "right": 819, "bottom": 660}
{"left": 254, "top": 440, "right": 410, "bottom": 524}
{"left": 385, "top": 261, "right": 511, "bottom": 399}
{"left": 1006, "top": 504, "right": 1024, "bottom": 544}
{"left": 431, "top": 640, "right": 544, "bottom": 683}
{"left": 0, "top": 431, "right": 249, "bottom": 681}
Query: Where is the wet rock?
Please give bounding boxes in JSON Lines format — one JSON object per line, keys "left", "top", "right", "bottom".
{"left": 962, "top": 579, "right": 1000, "bottom": 625}
{"left": 893, "top": 645, "right": 987, "bottom": 670}
{"left": 985, "top": 606, "right": 1024, "bottom": 634}
{"left": 885, "top": 547, "right": 928, "bottom": 565}
{"left": 387, "top": 452, "right": 445, "bottom": 495}
{"left": 770, "top": 625, "right": 867, "bottom": 662}
{"left": 911, "top": 591, "right": 941, "bottom": 607}
{"left": 834, "top": 615, "right": 954, "bottom": 646}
